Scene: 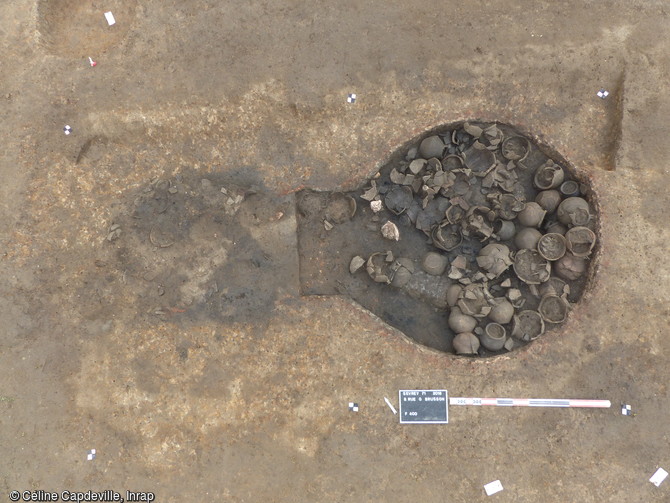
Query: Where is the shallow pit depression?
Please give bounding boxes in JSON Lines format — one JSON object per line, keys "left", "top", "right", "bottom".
{"left": 296, "top": 122, "right": 599, "bottom": 356}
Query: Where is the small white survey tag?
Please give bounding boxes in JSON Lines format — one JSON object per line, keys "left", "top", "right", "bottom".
{"left": 650, "top": 468, "right": 668, "bottom": 487}
{"left": 104, "top": 12, "right": 116, "bottom": 26}
{"left": 484, "top": 480, "right": 503, "bottom": 496}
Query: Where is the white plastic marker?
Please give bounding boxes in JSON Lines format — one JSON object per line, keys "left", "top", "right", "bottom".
{"left": 104, "top": 11, "right": 116, "bottom": 26}
{"left": 650, "top": 467, "right": 668, "bottom": 487}
{"left": 88, "top": 57, "right": 97, "bottom": 67}
{"left": 484, "top": 480, "right": 503, "bottom": 496}
{"left": 384, "top": 397, "right": 397, "bottom": 415}
{"left": 450, "top": 397, "right": 611, "bottom": 408}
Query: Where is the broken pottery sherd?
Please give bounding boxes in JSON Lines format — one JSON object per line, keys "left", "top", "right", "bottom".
{"left": 419, "top": 135, "right": 446, "bottom": 159}
{"left": 349, "top": 255, "right": 365, "bottom": 274}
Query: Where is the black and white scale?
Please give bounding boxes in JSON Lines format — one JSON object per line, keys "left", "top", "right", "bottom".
{"left": 398, "top": 390, "right": 611, "bottom": 424}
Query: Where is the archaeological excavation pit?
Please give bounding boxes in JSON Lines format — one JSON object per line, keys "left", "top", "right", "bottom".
{"left": 297, "top": 122, "right": 600, "bottom": 356}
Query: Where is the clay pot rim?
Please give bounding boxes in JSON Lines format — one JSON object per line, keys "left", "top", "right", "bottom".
{"left": 538, "top": 294, "right": 569, "bottom": 323}
{"left": 537, "top": 232, "right": 567, "bottom": 261}
{"left": 485, "top": 322, "right": 506, "bottom": 339}
{"left": 501, "top": 135, "right": 530, "bottom": 162}
{"left": 513, "top": 249, "right": 551, "bottom": 284}
{"left": 565, "top": 226, "right": 596, "bottom": 258}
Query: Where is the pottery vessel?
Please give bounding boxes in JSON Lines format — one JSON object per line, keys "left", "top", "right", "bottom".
{"left": 513, "top": 249, "right": 551, "bottom": 284}
{"left": 535, "top": 190, "right": 562, "bottom": 213}
{"left": 512, "top": 310, "right": 545, "bottom": 341}
{"left": 538, "top": 294, "right": 569, "bottom": 323}
{"left": 481, "top": 323, "right": 507, "bottom": 351}
{"left": 565, "top": 226, "right": 596, "bottom": 257}
{"left": 537, "top": 233, "right": 567, "bottom": 261}
{"left": 452, "top": 332, "right": 480, "bottom": 355}
{"left": 557, "top": 197, "right": 591, "bottom": 227}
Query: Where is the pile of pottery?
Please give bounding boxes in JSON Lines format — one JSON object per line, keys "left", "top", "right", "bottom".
{"left": 349, "top": 122, "right": 597, "bottom": 356}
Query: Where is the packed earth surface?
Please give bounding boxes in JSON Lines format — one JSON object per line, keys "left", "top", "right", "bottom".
{"left": 1, "top": 1, "right": 670, "bottom": 502}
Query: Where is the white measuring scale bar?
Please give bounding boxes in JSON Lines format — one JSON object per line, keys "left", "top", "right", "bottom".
{"left": 449, "top": 397, "right": 611, "bottom": 408}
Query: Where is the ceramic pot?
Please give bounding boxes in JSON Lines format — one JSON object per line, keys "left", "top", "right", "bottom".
{"left": 325, "top": 193, "right": 356, "bottom": 223}
{"left": 565, "top": 226, "right": 596, "bottom": 257}
{"left": 513, "top": 249, "right": 551, "bottom": 284}
{"left": 366, "top": 252, "right": 394, "bottom": 284}
{"left": 494, "top": 219, "right": 516, "bottom": 240}
{"left": 445, "top": 204, "right": 466, "bottom": 224}
{"left": 539, "top": 277, "right": 570, "bottom": 298}
{"left": 488, "top": 298, "right": 515, "bottom": 324}
{"left": 452, "top": 332, "right": 480, "bottom": 355}
{"left": 422, "top": 251, "right": 448, "bottom": 276}
{"left": 554, "top": 252, "right": 588, "bottom": 281}
{"left": 481, "top": 323, "right": 507, "bottom": 351}
{"left": 559, "top": 180, "right": 580, "bottom": 197}
{"left": 545, "top": 221, "right": 568, "bottom": 236}
{"left": 448, "top": 306, "right": 477, "bottom": 333}
{"left": 446, "top": 284, "right": 462, "bottom": 307}
{"left": 517, "top": 202, "right": 546, "bottom": 228}
{"left": 512, "top": 310, "right": 545, "bottom": 341}
{"left": 538, "top": 294, "right": 569, "bottom": 323}
{"left": 535, "top": 190, "right": 562, "bottom": 213}
{"left": 514, "top": 227, "right": 543, "bottom": 250}
{"left": 557, "top": 197, "right": 591, "bottom": 226}
{"left": 432, "top": 223, "right": 462, "bottom": 252}
{"left": 385, "top": 185, "right": 414, "bottom": 216}
{"left": 390, "top": 258, "right": 414, "bottom": 288}
{"left": 501, "top": 136, "right": 530, "bottom": 161}
{"left": 534, "top": 160, "right": 565, "bottom": 190}
{"left": 476, "top": 243, "right": 512, "bottom": 277}
{"left": 537, "top": 233, "right": 567, "bottom": 261}
{"left": 442, "top": 154, "right": 464, "bottom": 171}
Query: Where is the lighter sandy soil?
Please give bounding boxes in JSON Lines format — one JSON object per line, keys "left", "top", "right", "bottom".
{"left": 1, "top": 1, "right": 669, "bottom": 502}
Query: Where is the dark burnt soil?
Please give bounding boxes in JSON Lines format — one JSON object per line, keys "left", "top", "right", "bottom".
{"left": 82, "top": 172, "right": 298, "bottom": 331}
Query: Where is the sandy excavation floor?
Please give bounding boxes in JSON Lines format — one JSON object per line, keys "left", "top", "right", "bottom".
{"left": 1, "top": 1, "right": 670, "bottom": 502}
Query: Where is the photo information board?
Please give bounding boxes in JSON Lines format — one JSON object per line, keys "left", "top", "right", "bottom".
{"left": 398, "top": 390, "right": 448, "bottom": 424}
